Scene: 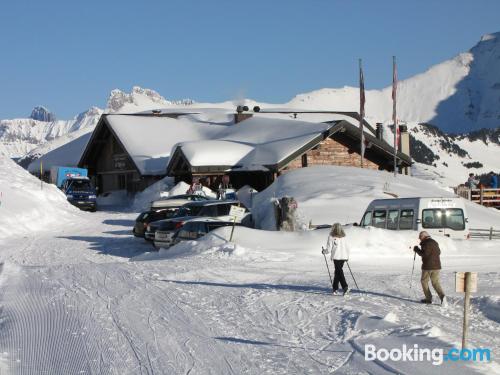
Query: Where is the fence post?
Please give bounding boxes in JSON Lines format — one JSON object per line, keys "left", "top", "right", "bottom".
{"left": 490, "top": 227, "right": 493, "bottom": 241}
{"left": 480, "top": 187, "right": 484, "bottom": 205}
{"left": 462, "top": 272, "right": 472, "bottom": 349}
{"left": 468, "top": 188, "right": 471, "bottom": 201}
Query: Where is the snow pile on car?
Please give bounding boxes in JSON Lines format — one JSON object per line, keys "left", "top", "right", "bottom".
{"left": 0, "top": 154, "right": 79, "bottom": 239}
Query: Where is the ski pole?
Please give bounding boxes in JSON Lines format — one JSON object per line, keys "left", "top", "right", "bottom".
{"left": 322, "top": 247, "right": 334, "bottom": 292}
{"left": 346, "top": 261, "right": 359, "bottom": 290}
{"left": 409, "top": 249, "right": 417, "bottom": 295}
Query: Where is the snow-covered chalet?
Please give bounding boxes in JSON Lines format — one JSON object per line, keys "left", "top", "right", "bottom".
{"left": 78, "top": 109, "right": 411, "bottom": 193}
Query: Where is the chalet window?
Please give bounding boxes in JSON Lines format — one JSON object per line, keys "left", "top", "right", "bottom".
{"left": 118, "top": 174, "right": 126, "bottom": 190}
{"left": 301, "top": 154, "right": 308, "bottom": 167}
{"left": 112, "top": 139, "right": 123, "bottom": 154}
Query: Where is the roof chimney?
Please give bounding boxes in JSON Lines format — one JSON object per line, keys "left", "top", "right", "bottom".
{"left": 399, "top": 125, "right": 410, "bottom": 156}
{"left": 234, "top": 105, "right": 252, "bottom": 123}
{"left": 399, "top": 124, "right": 411, "bottom": 175}
{"left": 376, "top": 123, "right": 384, "bottom": 140}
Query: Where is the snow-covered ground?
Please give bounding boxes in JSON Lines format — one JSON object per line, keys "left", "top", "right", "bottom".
{"left": 0, "top": 164, "right": 499, "bottom": 373}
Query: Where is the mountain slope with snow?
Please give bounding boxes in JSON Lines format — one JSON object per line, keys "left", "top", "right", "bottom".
{"left": 107, "top": 86, "right": 194, "bottom": 113}
{"left": 408, "top": 123, "right": 500, "bottom": 186}
{"left": 0, "top": 107, "right": 102, "bottom": 159}
{"left": 288, "top": 33, "right": 500, "bottom": 133}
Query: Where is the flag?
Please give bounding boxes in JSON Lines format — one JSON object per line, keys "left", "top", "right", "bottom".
{"left": 392, "top": 56, "right": 399, "bottom": 151}
{"left": 359, "top": 59, "right": 365, "bottom": 166}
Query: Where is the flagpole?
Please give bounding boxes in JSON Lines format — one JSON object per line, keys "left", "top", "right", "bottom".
{"left": 359, "top": 58, "right": 365, "bottom": 168}
{"left": 392, "top": 56, "right": 398, "bottom": 177}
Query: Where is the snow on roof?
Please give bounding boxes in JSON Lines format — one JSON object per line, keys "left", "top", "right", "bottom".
{"left": 28, "top": 131, "right": 92, "bottom": 172}
{"left": 174, "top": 116, "right": 333, "bottom": 170}
{"left": 105, "top": 114, "right": 227, "bottom": 175}
{"left": 180, "top": 140, "right": 254, "bottom": 167}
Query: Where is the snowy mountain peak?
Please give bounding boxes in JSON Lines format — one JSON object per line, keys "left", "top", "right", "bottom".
{"left": 106, "top": 86, "right": 194, "bottom": 113}
{"left": 107, "top": 86, "right": 172, "bottom": 113}
{"left": 30, "top": 106, "right": 56, "bottom": 122}
{"left": 479, "top": 32, "right": 499, "bottom": 42}
{"left": 75, "top": 106, "right": 102, "bottom": 122}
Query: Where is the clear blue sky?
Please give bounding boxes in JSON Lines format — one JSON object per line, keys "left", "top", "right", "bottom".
{"left": 1, "top": 0, "right": 499, "bottom": 119}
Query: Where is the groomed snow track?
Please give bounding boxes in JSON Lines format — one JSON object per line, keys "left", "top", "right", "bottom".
{"left": 0, "top": 209, "right": 499, "bottom": 374}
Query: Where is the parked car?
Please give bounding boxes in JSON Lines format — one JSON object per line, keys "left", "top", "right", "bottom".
{"left": 171, "top": 219, "right": 240, "bottom": 246}
{"left": 133, "top": 209, "right": 180, "bottom": 237}
{"left": 151, "top": 200, "right": 250, "bottom": 248}
{"left": 152, "top": 217, "right": 190, "bottom": 248}
{"left": 150, "top": 194, "right": 211, "bottom": 211}
{"left": 174, "top": 200, "right": 249, "bottom": 222}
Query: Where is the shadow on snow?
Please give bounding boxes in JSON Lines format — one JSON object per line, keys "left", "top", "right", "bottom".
{"left": 58, "top": 235, "right": 153, "bottom": 258}
{"left": 102, "top": 219, "right": 136, "bottom": 227}
{"left": 162, "top": 279, "right": 423, "bottom": 304}
{"left": 214, "top": 336, "right": 353, "bottom": 354}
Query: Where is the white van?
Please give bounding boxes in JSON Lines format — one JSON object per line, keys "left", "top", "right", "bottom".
{"left": 360, "top": 197, "right": 469, "bottom": 239}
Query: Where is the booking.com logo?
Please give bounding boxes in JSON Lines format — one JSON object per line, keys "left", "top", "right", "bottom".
{"left": 365, "top": 344, "right": 491, "bottom": 366}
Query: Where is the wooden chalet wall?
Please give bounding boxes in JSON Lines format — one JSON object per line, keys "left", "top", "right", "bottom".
{"left": 81, "top": 125, "right": 162, "bottom": 194}
{"left": 282, "top": 136, "right": 379, "bottom": 173}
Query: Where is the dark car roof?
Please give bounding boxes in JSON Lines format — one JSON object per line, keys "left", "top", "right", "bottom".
{"left": 182, "top": 200, "right": 240, "bottom": 208}
{"left": 184, "top": 220, "right": 238, "bottom": 226}
{"left": 167, "top": 194, "right": 210, "bottom": 200}
{"left": 137, "top": 209, "right": 175, "bottom": 221}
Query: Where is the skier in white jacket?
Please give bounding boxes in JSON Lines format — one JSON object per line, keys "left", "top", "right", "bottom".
{"left": 322, "top": 223, "right": 350, "bottom": 295}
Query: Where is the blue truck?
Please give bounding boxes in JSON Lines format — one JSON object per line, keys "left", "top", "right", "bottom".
{"left": 50, "top": 166, "right": 97, "bottom": 211}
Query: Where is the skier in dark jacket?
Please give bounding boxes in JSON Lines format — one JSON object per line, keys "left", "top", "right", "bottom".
{"left": 413, "top": 231, "right": 446, "bottom": 306}
{"left": 489, "top": 171, "right": 498, "bottom": 189}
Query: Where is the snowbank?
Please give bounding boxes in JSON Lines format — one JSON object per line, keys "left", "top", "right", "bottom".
{"left": 133, "top": 224, "right": 499, "bottom": 269}
{"left": 252, "top": 166, "right": 500, "bottom": 230}
{"left": 132, "top": 177, "right": 175, "bottom": 211}
{"left": 0, "top": 155, "right": 79, "bottom": 239}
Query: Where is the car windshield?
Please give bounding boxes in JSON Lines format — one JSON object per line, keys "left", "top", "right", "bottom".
{"left": 137, "top": 212, "right": 151, "bottom": 221}
{"left": 175, "top": 205, "right": 204, "bottom": 217}
{"left": 422, "top": 208, "right": 465, "bottom": 230}
{"left": 68, "top": 180, "right": 92, "bottom": 191}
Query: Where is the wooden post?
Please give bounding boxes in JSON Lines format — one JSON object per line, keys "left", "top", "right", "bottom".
{"left": 40, "top": 160, "right": 43, "bottom": 190}
{"left": 468, "top": 188, "right": 471, "bottom": 201}
{"left": 480, "top": 187, "right": 484, "bottom": 205}
{"left": 229, "top": 215, "right": 237, "bottom": 242}
{"left": 489, "top": 227, "right": 493, "bottom": 241}
{"left": 462, "top": 272, "right": 472, "bottom": 350}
